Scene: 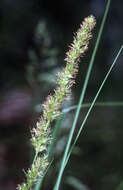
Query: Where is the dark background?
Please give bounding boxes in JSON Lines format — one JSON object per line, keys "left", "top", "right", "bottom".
{"left": 0, "top": 0, "right": 123, "bottom": 190}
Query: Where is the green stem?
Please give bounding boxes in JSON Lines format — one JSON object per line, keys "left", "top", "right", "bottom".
{"left": 53, "top": 1, "right": 111, "bottom": 190}
{"left": 65, "top": 45, "right": 123, "bottom": 167}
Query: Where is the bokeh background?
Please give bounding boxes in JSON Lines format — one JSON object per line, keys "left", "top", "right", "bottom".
{"left": 0, "top": 0, "right": 123, "bottom": 190}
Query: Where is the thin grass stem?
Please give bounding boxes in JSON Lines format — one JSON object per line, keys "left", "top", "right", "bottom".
{"left": 65, "top": 45, "right": 123, "bottom": 166}
{"left": 62, "top": 101, "right": 123, "bottom": 113}
{"left": 53, "top": 1, "right": 111, "bottom": 189}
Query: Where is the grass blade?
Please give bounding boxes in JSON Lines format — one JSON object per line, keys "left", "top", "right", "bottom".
{"left": 53, "top": 1, "right": 111, "bottom": 189}
{"left": 65, "top": 45, "right": 123, "bottom": 166}
{"left": 62, "top": 101, "right": 123, "bottom": 113}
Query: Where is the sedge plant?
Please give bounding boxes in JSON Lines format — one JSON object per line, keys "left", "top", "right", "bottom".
{"left": 17, "top": 0, "right": 123, "bottom": 189}
{"left": 51, "top": 1, "right": 122, "bottom": 190}
{"left": 17, "top": 15, "right": 96, "bottom": 190}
